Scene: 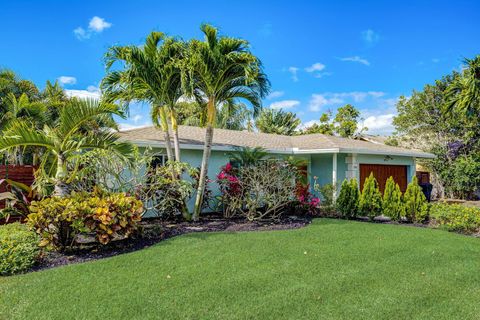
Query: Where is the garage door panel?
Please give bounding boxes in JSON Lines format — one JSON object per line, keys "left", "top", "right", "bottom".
{"left": 360, "top": 164, "right": 408, "bottom": 193}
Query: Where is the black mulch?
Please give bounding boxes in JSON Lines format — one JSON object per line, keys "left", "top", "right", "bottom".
{"left": 31, "top": 215, "right": 312, "bottom": 272}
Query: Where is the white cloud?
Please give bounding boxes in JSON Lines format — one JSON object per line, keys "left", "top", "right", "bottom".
{"left": 73, "top": 27, "right": 89, "bottom": 40}
{"left": 57, "top": 76, "right": 77, "bottom": 85}
{"left": 361, "top": 29, "right": 380, "bottom": 44}
{"left": 74, "top": 16, "right": 112, "bottom": 40}
{"left": 361, "top": 114, "right": 395, "bottom": 134}
{"left": 309, "top": 94, "right": 343, "bottom": 112}
{"left": 266, "top": 91, "right": 284, "bottom": 99}
{"left": 308, "top": 91, "right": 387, "bottom": 112}
{"left": 89, "top": 16, "right": 112, "bottom": 32}
{"left": 132, "top": 114, "right": 143, "bottom": 123}
{"left": 119, "top": 122, "right": 152, "bottom": 131}
{"left": 305, "top": 62, "right": 326, "bottom": 73}
{"left": 269, "top": 100, "right": 300, "bottom": 110}
{"left": 65, "top": 85, "right": 101, "bottom": 100}
{"left": 288, "top": 67, "right": 299, "bottom": 82}
{"left": 340, "top": 56, "right": 370, "bottom": 66}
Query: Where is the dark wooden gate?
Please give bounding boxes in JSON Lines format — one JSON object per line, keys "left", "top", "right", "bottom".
{"left": 359, "top": 164, "right": 408, "bottom": 193}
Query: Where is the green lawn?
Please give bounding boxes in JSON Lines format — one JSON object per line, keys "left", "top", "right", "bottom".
{"left": 1, "top": 219, "right": 480, "bottom": 320}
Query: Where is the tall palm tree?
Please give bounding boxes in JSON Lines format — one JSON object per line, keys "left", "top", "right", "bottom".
{"left": 183, "top": 24, "right": 270, "bottom": 220}
{"left": 102, "top": 32, "right": 185, "bottom": 162}
{"left": 0, "top": 99, "right": 134, "bottom": 197}
{"left": 255, "top": 108, "right": 301, "bottom": 135}
{"left": 445, "top": 55, "right": 480, "bottom": 119}
{"left": 0, "top": 93, "right": 46, "bottom": 130}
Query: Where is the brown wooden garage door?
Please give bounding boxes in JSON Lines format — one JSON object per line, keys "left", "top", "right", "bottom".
{"left": 360, "top": 164, "right": 408, "bottom": 193}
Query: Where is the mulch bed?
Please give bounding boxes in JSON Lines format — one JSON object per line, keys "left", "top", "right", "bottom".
{"left": 31, "top": 215, "right": 311, "bottom": 272}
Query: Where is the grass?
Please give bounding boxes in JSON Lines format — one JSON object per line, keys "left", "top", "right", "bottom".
{"left": 1, "top": 219, "right": 480, "bottom": 319}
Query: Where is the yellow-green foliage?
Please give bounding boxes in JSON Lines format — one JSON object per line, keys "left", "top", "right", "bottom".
{"left": 359, "top": 173, "right": 383, "bottom": 219}
{"left": 28, "top": 189, "right": 143, "bottom": 249}
{"left": 430, "top": 203, "right": 480, "bottom": 234}
{"left": 382, "top": 177, "right": 405, "bottom": 221}
{"left": 404, "top": 176, "right": 429, "bottom": 223}
{"left": 336, "top": 179, "right": 359, "bottom": 218}
{"left": 0, "top": 223, "right": 39, "bottom": 275}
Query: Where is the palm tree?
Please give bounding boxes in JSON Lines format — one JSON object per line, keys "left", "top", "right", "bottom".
{"left": 183, "top": 24, "right": 270, "bottom": 220}
{"left": 445, "top": 55, "right": 480, "bottom": 119}
{"left": 0, "top": 99, "right": 134, "bottom": 197}
{"left": 228, "top": 147, "right": 268, "bottom": 167}
{"left": 102, "top": 32, "right": 185, "bottom": 162}
{"left": 255, "top": 108, "right": 301, "bottom": 135}
{"left": 178, "top": 99, "right": 252, "bottom": 131}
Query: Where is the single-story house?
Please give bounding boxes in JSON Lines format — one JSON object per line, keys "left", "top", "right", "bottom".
{"left": 119, "top": 125, "right": 434, "bottom": 207}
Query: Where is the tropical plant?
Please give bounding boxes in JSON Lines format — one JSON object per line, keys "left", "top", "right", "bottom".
{"left": 404, "top": 176, "right": 429, "bottom": 223}
{"left": 228, "top": 146, "right": 268, "bottom": 167}
{"left": 445, "top": 55, "right": 480, "bottom": 119}
{"left": 255, "top": 108, "right": 300, "bottom": 135}
{"left": 0, "top": 178, "right": 34, "bottom": 221}
{"left": 103, "top": 32, "right": 185, "bottom": 162}
{"left": 0, "top": 99, "right": 135, "bottom": 197}
{"left": 336, "top": 179, "right": 360, "bottom": 218}
{"left": 382, "top": 176, "right": 404, "bottom": 221}
{"left": 28, "top": 189, "right": 143, "bottom": 250}
{"left": 183, "top": 24, "right": 270, "bottom": 220}
{"left": 358, "top": 173, "right": 383, "bottom": 219}
{"left": 0, "top": 222, "right": 39, "bottom": 275}
{"left": 217, "top": 161, "right": 297, "bottom": 220}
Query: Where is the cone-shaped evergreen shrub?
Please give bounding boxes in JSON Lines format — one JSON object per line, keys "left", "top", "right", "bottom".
{"left": 359, "top": 173, "right": 383, "bottom": 219}
{"left": 404, "top": 176, "right": 429, "bottom": 222}
{"left": 382, "top": 176, "right": 405, "bottom": 221}
{"left": 336, "top": 179, "right": 359, "bottom": 218}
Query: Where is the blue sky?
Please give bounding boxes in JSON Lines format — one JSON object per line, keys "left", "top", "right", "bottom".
{"left": 1, "top": 0, "right": 479, "bottom": 134}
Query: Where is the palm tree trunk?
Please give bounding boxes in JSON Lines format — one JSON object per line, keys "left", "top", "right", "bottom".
{"left": 53, "top": 154, "right": 70, "bottom": 197}
{"left": 193, "top": 99, "right": 216, "bottom": 220}
{"left": 170, "top": 110, "right": 181, "bottom": 161}
{"left": 158, "top": 107, "right": 174, "bottom": 162}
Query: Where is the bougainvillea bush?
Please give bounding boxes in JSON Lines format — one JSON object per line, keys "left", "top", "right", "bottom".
{"left": 217, "top": 161, "right": 298, "bottom": 221}
{"left": 28, "top": 188, "right": 143, "bottom": 250}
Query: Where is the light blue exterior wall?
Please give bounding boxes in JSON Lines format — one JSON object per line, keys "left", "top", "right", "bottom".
{"left": 137, "top": 146, "right": 417, "bottom": 213}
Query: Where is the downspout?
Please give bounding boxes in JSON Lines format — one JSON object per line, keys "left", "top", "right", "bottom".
{"left": 332, "top": 152, "right": 338, "bottom": 202}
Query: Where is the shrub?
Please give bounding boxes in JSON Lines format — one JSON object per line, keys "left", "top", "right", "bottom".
{"left": 382, "top": 177, "right": 405, "bottom": 221}
{"left": 138, "top": 161, "right": 197, "bottom": 220}
{"left": 217, "top": 161, "right": 298, "bottom": 221}
{"left": 404, "top": 176, "right": 429, "bottom": 223}
{"left": 28, "top": 189, "right": 143, "bottom": 250}
{"left": 336, "top": 179, "right": 359, "bottom": 218}
{"left": 429, "top": 203, "right": 480, "bottom": 234}
{"left": 358, "top": 173, "right": 383, "bottom": 219}
{"left": 0, "top": 223, "right": 39, "bottom": 275}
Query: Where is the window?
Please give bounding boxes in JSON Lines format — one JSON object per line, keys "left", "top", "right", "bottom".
{"left": 149, "top": 154, "right": 167, "bottom": 170}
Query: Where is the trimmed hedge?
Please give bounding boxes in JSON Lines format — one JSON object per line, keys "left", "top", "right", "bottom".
{"left": 0, "top": 223, "right": 39, "bottom": 275}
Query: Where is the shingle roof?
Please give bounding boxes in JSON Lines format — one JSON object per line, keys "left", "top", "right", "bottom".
{"left": 118, "top": 125, "right": 434, "bottom": 158}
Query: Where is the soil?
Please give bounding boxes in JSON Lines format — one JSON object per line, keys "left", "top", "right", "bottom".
{"left": 31, "top": 215, "right": 311, "bottom": 272}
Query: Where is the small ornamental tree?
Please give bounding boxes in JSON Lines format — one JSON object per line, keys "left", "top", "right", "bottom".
{"left": 404, "top": 176, "right": 429, "bottom": 223}
{"left": 383, "top": 176, "right": 405, "bottom": 221}
{"left": 359, "top": 173, "right": 383, "bottom": 219}
{"left": 336, "top": 179, "right": 359, "bottom": 218}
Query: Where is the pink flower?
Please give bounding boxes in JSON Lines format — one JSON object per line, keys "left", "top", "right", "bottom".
{"left": 225, "top": 163, "right": 232, "bottom": 172}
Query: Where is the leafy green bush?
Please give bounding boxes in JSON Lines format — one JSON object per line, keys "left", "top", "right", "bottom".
{"left": 336, "top": 179, "right": 359, "bottom": 218}
{"left": 0, "top": 223, "right": 39, "bottom": 275}
{"left": 359, "top": 173, "right": 383, "bottom": 219}
{"left": 404, "top": 176, "right": 429, "bottom": 223}
{"left": 28, "top": 189, "right": 143, "bottom": 250}
{"left": 382, "top": 177, "right": 405, "bottom": 221}
{"left": 429, "top": 203, "right": 480, "bottom": 234}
